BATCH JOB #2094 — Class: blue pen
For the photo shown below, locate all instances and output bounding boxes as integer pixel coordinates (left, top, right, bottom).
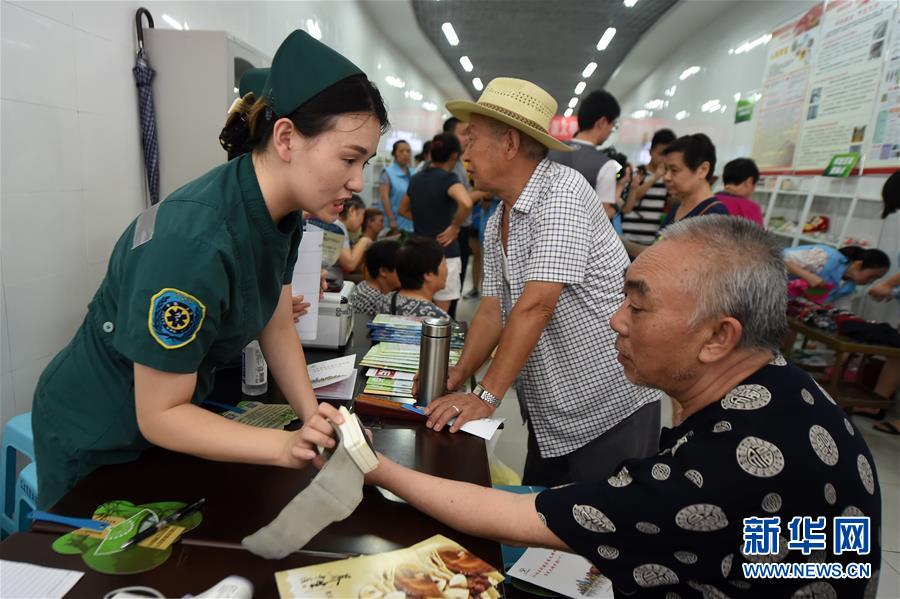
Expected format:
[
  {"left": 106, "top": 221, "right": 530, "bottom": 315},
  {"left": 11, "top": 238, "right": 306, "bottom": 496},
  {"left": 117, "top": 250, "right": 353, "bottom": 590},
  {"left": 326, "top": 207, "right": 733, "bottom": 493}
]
[{"left": 30, "top": 510, "right": 108, "bottom": 531}]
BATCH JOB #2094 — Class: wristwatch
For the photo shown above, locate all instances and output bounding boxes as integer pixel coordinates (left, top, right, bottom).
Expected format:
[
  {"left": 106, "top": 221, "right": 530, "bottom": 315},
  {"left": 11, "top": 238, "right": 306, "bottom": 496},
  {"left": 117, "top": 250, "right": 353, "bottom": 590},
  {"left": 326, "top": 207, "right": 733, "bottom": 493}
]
[{"left": 472, "top": 383, "right": 501, "bottom": 408}]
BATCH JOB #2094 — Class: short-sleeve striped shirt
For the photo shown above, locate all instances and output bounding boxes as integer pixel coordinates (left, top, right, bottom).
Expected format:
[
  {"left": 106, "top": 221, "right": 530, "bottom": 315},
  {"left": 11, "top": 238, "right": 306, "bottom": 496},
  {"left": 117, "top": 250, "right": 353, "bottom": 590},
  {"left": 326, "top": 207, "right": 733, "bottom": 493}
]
[
  {"left": 621, "top": 167, "right": 668, "bottom": 245},
  {"left": 482, "top": 159, "right": 660, "bottom": 458}
]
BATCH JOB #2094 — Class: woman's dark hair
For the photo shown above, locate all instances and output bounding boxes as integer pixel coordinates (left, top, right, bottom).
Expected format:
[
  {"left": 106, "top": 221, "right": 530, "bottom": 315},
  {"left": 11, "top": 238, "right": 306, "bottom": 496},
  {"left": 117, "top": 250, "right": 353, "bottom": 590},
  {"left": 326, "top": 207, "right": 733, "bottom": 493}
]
[
  {"left": 722, "top": 158, "right": 760, "bottom": 185},
  {"left": 839, "top": 246, "right": 890, "bottom": 270},
  {"left": 363, "top": 208, "right": 383, "bottom": 230},
  {"left": 365, "top": 239, "right": 400, "bottom": 277},
  {"left": 220, "top": 93, "right": 258, "bottom": 160},
  {"left": 391, "top": 140, "right": 410, "bottom": 157},
  {"left": 881, "top": 170, "right": 900, "bottom": 219},
  {"left": 662, "top": 133, "right": 717, "bottom": 184},
  {"left": 339, "top": 194, "right": 366, "bottom": 219},
  {"left": 395, "top": 236, "right": 444, "bottom": 290},
  {"left": 429, "top": 132, "right": 461, "bottom": 164},
  {"left": 220, "top": 75, "right": 389, "bottom": 158},
  {"left": 415, "top": 140, "right": 433, "bottom": 163}
]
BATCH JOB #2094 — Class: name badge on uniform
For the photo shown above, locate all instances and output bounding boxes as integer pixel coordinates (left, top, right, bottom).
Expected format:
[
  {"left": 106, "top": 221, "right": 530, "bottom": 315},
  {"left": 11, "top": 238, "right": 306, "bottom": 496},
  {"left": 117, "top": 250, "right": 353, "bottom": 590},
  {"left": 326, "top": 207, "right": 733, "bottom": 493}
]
[{"left": 149, "top": 288, "right": 206, "bottom": 349}]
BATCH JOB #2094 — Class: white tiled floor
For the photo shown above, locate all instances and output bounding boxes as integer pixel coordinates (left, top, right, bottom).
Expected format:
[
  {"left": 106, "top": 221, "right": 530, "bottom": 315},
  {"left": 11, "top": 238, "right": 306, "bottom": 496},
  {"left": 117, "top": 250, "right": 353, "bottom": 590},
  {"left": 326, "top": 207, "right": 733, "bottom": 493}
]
[{"left": 455, "top": 273, "right": 900, "bottom": 598}]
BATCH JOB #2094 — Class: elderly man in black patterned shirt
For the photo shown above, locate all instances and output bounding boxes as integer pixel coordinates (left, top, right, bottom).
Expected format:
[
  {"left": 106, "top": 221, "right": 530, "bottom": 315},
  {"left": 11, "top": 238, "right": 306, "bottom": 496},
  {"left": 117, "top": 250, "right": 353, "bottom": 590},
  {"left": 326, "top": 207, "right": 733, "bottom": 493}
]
[{"left": 366, "top": 215, "right": 882, "bottom": 598}]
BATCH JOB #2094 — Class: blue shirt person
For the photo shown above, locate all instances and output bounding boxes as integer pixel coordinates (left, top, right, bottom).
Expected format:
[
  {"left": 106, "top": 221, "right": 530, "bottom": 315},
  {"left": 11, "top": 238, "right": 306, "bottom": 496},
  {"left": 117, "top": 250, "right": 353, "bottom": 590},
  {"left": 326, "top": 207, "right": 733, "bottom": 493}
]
[
  {"left": 784, "top": 245, "right": 890, "bottom": 303},
  {"left": 378, "top": 140, "right": 413, "bottom": 233}
]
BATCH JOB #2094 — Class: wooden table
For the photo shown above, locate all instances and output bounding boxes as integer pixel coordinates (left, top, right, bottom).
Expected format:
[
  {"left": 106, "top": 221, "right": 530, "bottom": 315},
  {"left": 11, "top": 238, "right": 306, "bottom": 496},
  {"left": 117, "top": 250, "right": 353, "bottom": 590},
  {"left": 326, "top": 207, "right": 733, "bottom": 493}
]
[
  {"left": 38, "top": 424, "right": 499, "bottom": 564},
  {"left": 787, "top": 317, "right": 900, "bottom": 409}
]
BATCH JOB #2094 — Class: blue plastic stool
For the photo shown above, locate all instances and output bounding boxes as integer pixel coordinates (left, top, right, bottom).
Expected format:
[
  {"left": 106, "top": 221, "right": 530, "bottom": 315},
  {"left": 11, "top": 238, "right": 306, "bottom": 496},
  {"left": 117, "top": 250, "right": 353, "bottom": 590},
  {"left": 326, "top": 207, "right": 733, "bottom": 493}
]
[
  {"left": 1, "top": 413, "right": 36, "bottom": 536},
  {"left": 15, "top": 462, "right": 38, "bottom": 533},
  {"left": 494, "top": 485, "right": 546, "bottom": 573}
]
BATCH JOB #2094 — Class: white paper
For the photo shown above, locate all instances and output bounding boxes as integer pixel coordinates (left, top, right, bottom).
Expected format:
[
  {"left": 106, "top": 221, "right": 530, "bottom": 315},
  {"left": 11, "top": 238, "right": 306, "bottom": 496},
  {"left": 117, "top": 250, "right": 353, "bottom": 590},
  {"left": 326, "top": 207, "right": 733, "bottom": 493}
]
[
  {"left": 364, "top": 368, "right": 416, "bottom": 381},
  {"left": 459, "top": 417, "right": 505, "bottom": 440},
  {"left": 314, "top": 373, "right": 357, "bottom": 401},
  {"left": 509, "top": 548, "right": 613, "bottom": 599},
  {"left": 307, "top": 355, "right": 356, "bottom": 389},
  {"left": 0, "top": 560, "right": 85, "bottom": 599},
  {"left": 292, "top": 230, "right": 324, "bottom": 341}
]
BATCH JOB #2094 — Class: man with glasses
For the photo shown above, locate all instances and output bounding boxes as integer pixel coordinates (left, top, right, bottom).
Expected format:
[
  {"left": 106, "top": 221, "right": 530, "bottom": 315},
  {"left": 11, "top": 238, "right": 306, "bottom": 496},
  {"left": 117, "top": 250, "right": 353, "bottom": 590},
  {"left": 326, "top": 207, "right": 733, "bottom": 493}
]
[{"left": 547, "top": 90, "right": 623, "bottom": 222}]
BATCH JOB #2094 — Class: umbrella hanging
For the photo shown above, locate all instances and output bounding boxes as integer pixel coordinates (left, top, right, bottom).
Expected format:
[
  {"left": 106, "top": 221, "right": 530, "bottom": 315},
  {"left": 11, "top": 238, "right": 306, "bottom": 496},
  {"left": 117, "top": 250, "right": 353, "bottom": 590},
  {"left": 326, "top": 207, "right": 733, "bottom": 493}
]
[{"left": 133, "top": 8, "right": 160, "bottom": 206}]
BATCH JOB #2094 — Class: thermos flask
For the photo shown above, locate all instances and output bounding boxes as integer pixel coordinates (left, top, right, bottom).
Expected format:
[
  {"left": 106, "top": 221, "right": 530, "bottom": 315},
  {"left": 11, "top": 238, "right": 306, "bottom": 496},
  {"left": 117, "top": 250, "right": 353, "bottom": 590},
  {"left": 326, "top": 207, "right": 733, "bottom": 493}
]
[{"left": 418, "top": 317, "right": 451, "bottom": 405}]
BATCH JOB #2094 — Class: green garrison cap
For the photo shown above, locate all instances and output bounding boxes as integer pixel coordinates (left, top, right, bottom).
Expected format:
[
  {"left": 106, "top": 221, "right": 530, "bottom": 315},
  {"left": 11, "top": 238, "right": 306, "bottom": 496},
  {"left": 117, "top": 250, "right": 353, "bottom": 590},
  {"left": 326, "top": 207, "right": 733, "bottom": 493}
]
[
  {"left": 238, "top": 67, "right": 269, "bottom": 98},
  {"left": 263, "top": 30, "right": 364, "bottom": 118}
]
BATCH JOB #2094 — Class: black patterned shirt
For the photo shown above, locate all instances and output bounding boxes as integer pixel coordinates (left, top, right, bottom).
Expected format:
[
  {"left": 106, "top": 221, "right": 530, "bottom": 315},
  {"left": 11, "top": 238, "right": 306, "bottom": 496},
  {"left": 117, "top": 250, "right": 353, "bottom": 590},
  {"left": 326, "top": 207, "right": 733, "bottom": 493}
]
[
  {"left": 535, "top": 356, "right": 882, "bottom": 598},
  {"left": 349, "top": 281, "right": 386, "bottom": 317}
]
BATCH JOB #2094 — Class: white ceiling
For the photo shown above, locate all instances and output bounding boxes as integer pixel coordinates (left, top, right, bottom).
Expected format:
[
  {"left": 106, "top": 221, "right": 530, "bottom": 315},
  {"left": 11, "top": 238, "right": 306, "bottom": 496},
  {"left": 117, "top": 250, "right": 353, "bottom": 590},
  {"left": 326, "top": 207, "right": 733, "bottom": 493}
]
[
  {"left": 605, "top": 0, "right": 737, "bottom": 100},
  {"left": 357, "top": 0, "right": 470, "bottom": 103}
]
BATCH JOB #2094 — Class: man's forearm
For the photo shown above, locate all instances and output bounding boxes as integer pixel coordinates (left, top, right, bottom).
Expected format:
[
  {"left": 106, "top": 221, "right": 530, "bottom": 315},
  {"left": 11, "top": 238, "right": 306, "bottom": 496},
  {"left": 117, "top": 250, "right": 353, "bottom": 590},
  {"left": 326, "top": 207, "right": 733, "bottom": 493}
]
[
  {"left": 370, "top": 458, "right": 568, "bottom": 549},
  {"left": 479, "top": 300, "right": 553, "bottom": 398},
  {"left": 454, "top": 300, "right": 503, "bottom": 380}
]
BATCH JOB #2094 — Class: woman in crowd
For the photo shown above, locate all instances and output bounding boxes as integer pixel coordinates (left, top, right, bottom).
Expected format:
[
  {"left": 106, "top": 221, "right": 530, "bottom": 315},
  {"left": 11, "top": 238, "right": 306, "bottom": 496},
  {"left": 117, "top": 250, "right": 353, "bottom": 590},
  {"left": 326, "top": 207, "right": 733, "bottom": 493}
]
[
  {"left": 379, "top": 140, "right": 413, "bottom": 234},
  {"left": 784, "top": 244, "right": 889, "bottom": 304},
  {"left": 348, "top": 240, "right": 401, "bottom": 316},
  {"left": 376, "top": 237, "right": 452, "bottom": 320},
  {"left": 414, "top": 140, "right": 432, "bottom": 172},
  {"left": 398, "top": 132, "right": 472, "bottom": 312},
  {"left": 361, "top": 208, "right": 384, "bottom": 241},
  {"left": 334, "top": 195, "right": 373, "bottom": 273},
  {"left": 657, "top": 133, "right": 729, "bottom": 233},
  {"left": 30, "top": 30, "right": 388, "bottom": 508}
]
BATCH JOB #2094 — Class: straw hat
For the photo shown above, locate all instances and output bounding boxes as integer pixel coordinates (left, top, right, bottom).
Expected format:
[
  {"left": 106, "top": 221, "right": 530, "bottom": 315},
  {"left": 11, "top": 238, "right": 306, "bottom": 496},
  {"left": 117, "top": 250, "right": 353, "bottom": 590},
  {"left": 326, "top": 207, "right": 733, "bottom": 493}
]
[{"left": 446, "top": 77, "right": 572, "bottom": 152}]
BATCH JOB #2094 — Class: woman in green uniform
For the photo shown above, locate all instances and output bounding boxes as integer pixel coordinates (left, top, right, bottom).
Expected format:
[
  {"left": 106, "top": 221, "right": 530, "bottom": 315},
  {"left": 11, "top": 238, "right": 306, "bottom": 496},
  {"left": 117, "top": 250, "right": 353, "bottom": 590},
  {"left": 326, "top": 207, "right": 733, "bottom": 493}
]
[{"left": 32, "top": 30, "right": 389, "bottom": 509}]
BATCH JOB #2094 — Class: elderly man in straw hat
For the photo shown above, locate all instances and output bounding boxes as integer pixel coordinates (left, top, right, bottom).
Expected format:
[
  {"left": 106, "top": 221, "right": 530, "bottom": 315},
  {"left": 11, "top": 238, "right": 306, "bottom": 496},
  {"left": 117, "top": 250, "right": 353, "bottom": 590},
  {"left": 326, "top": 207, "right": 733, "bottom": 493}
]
[
  {"left": 421, "top": 78, "right": 660, "bottom": 487},
  {"left": 368, "top": 216, "right": 882, "bottom": 597}
]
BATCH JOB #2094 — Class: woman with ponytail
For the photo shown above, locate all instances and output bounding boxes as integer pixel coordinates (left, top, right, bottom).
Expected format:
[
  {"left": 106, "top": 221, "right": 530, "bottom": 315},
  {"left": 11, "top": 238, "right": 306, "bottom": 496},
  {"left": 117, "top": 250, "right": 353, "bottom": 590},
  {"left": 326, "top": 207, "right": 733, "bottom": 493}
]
[
  {"left": 31, "top": 31, "right": 389, "bottom": 508},
  {"left": 398, "top": 132, "right": 473, "bottom": 312}
]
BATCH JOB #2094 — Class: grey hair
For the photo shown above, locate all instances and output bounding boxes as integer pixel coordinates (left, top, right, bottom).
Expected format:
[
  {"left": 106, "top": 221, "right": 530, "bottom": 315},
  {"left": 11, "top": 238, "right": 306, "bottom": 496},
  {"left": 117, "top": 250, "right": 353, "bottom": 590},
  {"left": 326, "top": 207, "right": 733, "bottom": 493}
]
[
  {"left": 659, "top": 215, "right": 788, "bottom": 351},
  {"left": 482, "top": 118, "right": 548, "bottom": 161}
]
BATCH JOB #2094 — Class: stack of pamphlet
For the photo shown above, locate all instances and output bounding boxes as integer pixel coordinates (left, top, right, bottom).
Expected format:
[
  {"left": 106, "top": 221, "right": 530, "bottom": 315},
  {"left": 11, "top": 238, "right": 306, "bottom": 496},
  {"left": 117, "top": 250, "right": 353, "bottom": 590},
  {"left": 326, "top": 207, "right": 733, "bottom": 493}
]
[
  {"left": 358, "top": 343, "right": 461, "bottom": 405},
  {"left": 362, "top": 368, "right": 415, "bottom": 402},
  {"left": 367, "top": 314, "right": 465, "bottom": 349},
  {"left": 359, "top": 342, "right": 460, "bottom": 372}
]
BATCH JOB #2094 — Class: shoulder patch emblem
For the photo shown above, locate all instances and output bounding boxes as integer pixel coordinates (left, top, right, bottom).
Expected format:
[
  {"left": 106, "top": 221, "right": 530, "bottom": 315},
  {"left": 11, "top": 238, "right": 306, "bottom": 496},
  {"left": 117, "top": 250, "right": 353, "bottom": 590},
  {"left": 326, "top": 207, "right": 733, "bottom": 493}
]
[{"left": 148, "top": 288, "right": 206, "bottom": 349}]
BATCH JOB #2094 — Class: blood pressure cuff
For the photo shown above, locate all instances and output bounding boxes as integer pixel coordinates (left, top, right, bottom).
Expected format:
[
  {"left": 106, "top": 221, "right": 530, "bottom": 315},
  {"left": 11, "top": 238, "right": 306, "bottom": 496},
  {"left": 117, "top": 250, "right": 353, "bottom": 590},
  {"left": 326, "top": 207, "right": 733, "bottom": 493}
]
[{"left": 242, "top": 440, "right": 364, "bottom": 559}]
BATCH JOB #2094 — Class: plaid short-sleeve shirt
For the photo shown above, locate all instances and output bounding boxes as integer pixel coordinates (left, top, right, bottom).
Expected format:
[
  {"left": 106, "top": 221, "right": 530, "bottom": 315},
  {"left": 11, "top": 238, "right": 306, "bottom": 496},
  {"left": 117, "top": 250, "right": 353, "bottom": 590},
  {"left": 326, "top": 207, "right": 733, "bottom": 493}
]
[{"left": 482, "top": 159, "right": 660, "bottom": 458}]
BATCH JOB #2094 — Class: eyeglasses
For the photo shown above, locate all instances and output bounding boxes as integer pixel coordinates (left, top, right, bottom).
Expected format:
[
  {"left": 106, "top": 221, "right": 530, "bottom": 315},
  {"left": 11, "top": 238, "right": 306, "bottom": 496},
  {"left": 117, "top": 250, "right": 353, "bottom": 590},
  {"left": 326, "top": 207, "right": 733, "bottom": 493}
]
[{"left": 611, "top": 120, "right": 620, "bottom": 133}]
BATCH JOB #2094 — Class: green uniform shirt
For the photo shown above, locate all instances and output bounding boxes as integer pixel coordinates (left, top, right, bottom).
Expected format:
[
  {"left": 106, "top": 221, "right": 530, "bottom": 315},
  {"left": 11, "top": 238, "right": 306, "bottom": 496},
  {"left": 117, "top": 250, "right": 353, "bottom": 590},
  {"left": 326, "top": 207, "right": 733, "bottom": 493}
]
[{"left": 33, "top": 155, "right": 301, "bottom": 505}]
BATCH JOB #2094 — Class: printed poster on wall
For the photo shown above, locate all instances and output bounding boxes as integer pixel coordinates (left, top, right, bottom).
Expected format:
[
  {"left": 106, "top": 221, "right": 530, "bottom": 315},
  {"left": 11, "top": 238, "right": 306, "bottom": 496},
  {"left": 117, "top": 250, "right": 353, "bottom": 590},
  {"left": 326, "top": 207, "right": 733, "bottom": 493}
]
[
  {"left": 865, "top": 6, "right": 900, "bottom": 171},
  {"left": 751, "top": 4, "right": 823, "bottom": 172},
  {"left": 793, "top": 0, "right": 895, "bottom": 172}
]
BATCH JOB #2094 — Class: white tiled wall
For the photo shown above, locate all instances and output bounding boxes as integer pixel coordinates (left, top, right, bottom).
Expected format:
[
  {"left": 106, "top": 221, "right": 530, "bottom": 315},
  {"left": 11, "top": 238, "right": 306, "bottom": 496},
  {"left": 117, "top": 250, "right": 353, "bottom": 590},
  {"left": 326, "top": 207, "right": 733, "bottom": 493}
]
[{"left": 0, "top": 0, "right": 454, "bottom": 430}]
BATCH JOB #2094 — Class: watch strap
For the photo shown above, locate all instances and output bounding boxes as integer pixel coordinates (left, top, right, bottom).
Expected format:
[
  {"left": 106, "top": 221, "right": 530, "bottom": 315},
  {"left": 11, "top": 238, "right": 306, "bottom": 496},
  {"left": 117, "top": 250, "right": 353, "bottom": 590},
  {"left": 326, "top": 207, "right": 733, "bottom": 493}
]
[{"left": 473, "top": 383, "right": 501, "bottom": 408}]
